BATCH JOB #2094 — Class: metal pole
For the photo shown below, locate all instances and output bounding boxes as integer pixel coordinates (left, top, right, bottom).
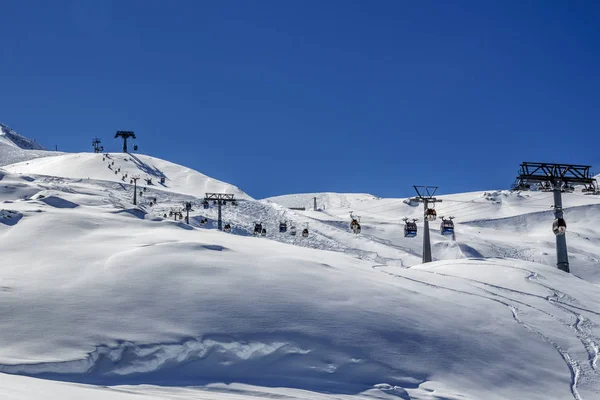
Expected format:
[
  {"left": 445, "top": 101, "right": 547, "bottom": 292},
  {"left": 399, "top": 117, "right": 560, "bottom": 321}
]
[
  {"left": 218, "top": 201, "right": 223, "bottom": 231},
  {"left": 553, "top": 186, "right": 569, "bottom": 272},
  {"left": 314, "top": 197, "right": 317, "bottom": 211},
  {"left": 133, "top": 179, "right": 137, "bottom": 205},
  {"left": 422, "top": 198, "right": 432, "bottom": 263},
  {"left": 123, "top": 137, "right": 127, "bottom": 153}
]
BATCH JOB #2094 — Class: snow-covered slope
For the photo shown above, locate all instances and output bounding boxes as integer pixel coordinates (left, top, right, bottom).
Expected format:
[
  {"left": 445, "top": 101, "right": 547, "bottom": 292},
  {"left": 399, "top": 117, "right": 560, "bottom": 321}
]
[
  {"left": 0, "top": 168, "right": 599, "bottom": 400},
  {"left": 1, "top": 146, "right": 600, "bottom": 400},
  {"left": 4, "top": 152, "right": 251, "bottom": 199},
  {"left": 267, "top": 190, "right": 600, "bottom": 284},
  {"left": 0, "top": 122, "right": 60, "bottom": 166}
]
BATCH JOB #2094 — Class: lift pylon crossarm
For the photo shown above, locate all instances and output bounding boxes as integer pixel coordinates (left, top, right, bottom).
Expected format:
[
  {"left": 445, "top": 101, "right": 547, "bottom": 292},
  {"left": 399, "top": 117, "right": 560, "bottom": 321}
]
[
  {"left": 413, "top": 185, "right": 439, "bottom": 199},
  {"left": 517, "top": 162, "right": 595, "bottom": 185},
  {"left": 204, "top": 193, "right": 236, "bottom": 201}
]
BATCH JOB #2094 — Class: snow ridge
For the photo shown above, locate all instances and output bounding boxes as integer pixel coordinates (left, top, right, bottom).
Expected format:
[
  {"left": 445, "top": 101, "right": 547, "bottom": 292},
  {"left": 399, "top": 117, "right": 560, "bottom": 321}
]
[{"left": 0, "top": 123, "right": 44, "bottom": 150}]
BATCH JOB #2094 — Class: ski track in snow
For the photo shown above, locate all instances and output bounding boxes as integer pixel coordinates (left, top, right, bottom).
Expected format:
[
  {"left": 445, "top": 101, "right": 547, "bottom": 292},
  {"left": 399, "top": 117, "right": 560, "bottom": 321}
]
[{"left": 371, "top": 264, "right": 591, "bottom": 400}]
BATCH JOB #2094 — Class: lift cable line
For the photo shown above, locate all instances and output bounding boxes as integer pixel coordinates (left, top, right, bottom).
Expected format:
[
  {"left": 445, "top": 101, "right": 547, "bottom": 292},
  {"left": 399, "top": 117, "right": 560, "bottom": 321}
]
[
  {"left": 513, "top": 162, "right": 595, "bottom": 273},
  {"left": 410, "top": 186, "right": 442, "bottom": 263},
  {"left": 115, "top": 131, "right": 136, "bottom": 153}
]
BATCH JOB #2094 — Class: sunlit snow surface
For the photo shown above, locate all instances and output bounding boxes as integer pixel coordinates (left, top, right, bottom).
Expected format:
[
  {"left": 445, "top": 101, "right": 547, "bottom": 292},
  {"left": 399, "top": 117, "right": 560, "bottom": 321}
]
[{"left": 0, "top": 152, "right": 599, "bottom": 400}]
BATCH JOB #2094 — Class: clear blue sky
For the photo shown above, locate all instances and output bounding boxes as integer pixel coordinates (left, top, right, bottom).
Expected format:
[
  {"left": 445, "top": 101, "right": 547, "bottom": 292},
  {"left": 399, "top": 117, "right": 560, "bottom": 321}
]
[{"left": 1, "top": 0, "right": 599, "bottom": 199}]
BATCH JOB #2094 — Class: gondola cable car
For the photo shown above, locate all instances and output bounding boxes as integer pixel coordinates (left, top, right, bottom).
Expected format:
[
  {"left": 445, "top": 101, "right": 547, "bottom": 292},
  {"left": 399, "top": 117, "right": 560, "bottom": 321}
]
[
  {"left": 553, "top": 218, "right": 566, "bottom": 236},
  {"left": 440, "top": 216, "right": 455, "bottom": 236},
  {"left": 302, "top": 223, "right": 309, "bottom": 238},
  {"left": 349, "top": 211, "right": 361, "bottom": 234},
  {"left": 425, "top": 206, "right": 437, "bottom": 221},
  {"left": 403, "top": 217, "right": 418, "bottom": 238}
]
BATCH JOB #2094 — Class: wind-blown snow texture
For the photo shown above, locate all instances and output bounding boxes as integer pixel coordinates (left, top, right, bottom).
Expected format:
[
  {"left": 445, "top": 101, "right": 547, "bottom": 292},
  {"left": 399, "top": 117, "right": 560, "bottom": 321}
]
[{"left": 0, "top": 140, "right": 599, "bottom": 399}]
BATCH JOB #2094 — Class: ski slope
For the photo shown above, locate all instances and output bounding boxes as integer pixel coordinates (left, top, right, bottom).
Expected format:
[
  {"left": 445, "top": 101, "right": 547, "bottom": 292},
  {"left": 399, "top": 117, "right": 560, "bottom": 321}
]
[
  {"left": 1, "top": 145, "right": 600, "bottom": 399},
  {"left": 4, "top": 152, "right": 251, "bottom": 199}
]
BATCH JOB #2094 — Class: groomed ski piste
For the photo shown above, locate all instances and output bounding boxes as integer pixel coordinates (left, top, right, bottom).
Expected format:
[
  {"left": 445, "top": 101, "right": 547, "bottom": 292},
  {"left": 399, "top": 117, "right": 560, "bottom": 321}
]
[{"left": 1, "top": 140, "right": 600, "bottom": 399}]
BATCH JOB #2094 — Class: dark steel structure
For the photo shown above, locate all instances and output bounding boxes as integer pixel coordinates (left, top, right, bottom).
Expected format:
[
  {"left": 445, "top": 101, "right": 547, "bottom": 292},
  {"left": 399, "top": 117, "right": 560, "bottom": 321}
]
[
  {"left": 115, "top": 131, "right": 136, "bottom": 153},
  {"left": 409, "top": 186, "right": 443, "bottom": 263},
  {"left": 513, "top": 162, "right": 595, "bottom": 273},
  {"left": 204, "top": 193, "right": 236, "bottom": 231}
]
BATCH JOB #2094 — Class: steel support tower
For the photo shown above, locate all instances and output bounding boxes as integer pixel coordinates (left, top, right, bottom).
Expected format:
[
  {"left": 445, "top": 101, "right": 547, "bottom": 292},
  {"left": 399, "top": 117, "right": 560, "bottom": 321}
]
[
  {"left": 410, "top": 186, "right": 442, "bottom": 263},
  {"left": 513, "top": 162, "right": 595, "bottom": 273},
  {"left": 204, "top": 193, "right": 236, "bottom": 231},
  {"left": 131, "top": 176, "right": 140, "bottom": 206},
  {"left": 115, "top": 131, "right": 136, "bottom": 153}
]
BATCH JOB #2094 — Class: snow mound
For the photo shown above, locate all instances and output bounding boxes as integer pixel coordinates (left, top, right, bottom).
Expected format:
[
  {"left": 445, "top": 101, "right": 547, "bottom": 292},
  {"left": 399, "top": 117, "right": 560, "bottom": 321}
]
[{"left": 266, "top": 192, "right": 379, "bottom": 211}]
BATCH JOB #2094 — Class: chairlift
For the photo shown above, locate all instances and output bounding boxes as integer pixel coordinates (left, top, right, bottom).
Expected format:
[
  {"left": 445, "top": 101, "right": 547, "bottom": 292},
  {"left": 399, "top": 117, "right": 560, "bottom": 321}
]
[
  {"left": 440, "top": 216, "right": 455, "bottom": 236},
  {"left": 203, "top": 200, "right": 209, "bottom": 209},
  {"left": 403, "top": 218, "right": 418, "bottom": 238},
  {"left": 552, "top": 218, "right": 567, "bottom": 236},
  {"left": 160, "top": 177, "right": 166, "bottom": 184},
  {"left": 133, "top": 144, "right": 138, "bottom": 151},
  {"left": 200, "top": 218, "right": 208, "bottom": 226}
]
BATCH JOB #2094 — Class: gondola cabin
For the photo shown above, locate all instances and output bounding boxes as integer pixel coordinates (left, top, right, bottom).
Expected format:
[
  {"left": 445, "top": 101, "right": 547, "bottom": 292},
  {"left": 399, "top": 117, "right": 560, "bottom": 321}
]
[
  {"left": 290, "top": 226, "right": 297, "bottom": 236},
  {"left": 302, "top": 228, "right": 309, "bottom": 237},
  {"left": 224, "top": 224, "right": 231, "bottom": 233},
  {"left": 440, "top": 218, "right": 454, "bottom": 236},
  {"left": 404, "top": 220, "right": 418, "bottom": 238},
  {"left": 350, "top": 219, "right": 361, "bottom": 234},
  {"left": 261, "top": 228, "right": 267, "bottom": 236},
  {"left": 553, "top": 218, "right": 566, "bottom": 236},
  {"left": 279, "top": 222, "right": 287, "bottom": 233},
  {"left": 425, "top": 208, "right": 437, "bottom": 221},
  {"left": 203, "top": 200, "right": 209, "bottom": 209}
]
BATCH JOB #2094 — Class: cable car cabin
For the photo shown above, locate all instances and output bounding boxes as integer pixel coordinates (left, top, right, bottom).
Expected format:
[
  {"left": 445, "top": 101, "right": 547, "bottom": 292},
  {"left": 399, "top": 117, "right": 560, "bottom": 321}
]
[
  {"left": 254, "top": 223, "right": 262, "bottom": 235},
  {"left": 224, "top": 224, "right": 231, "bottom": 233},
  {"left": 350, "top": 219, "right": 361, "bottom": 234},
  {"left": 553, "top": 218, "right": 567, "bottom": 236},
  {"left": 302, "top": 228, "right": 309, "bottom": 237},
  {"left": 404, "top": 222, "right": 417, "bottom": 238},
  {"left": 133, "top": 145, "right": 138, "bottom": 151},
  {"left": 425, "top": 209, "right": 437, "bottom": 221},
  {"left": 203, "top": 201, "right": 209, "bottom": 209},
  {"left": 290, "top": 226, "right": 297, "bottom": 236},
  {"left": 440, "top": 219, "right": 454, "bottom": 236},
  {"left": 279, "top": 222, "right": 287, "bottom": 233},
  {"left": 261, "top": 228, "right": 267, "bottom": 236}
]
